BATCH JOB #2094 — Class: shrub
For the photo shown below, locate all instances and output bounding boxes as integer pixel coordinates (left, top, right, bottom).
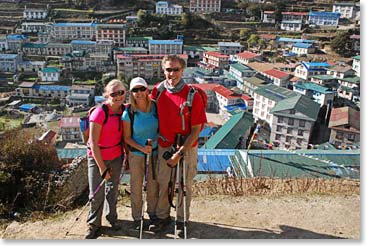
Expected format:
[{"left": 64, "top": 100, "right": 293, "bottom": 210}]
[{"left": 0, "top": 128, "right": 62, "bottom": 216}]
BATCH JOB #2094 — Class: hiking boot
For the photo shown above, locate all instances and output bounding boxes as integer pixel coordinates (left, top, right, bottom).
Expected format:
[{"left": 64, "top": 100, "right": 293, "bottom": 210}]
[
  {"left": 148, "top": 217, "right": 171, "bottom": 232},
  {"left": 84, "top": 224, "right": 101, "bottom": 239},
  {"left": 109, "top": 221, "right": 122, "bottom": 231}
]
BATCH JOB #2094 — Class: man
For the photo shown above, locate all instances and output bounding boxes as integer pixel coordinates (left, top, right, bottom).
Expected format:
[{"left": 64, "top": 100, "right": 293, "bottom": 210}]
[{"left": 149, "top": 55, "right": 207, "bottom": 237}]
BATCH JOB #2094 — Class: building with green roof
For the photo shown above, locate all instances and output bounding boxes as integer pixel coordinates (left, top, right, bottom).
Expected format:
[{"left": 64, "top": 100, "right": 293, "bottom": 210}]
[
  {"left": 253, "top": 84, "right": 320, "bottom": 150},
  {"left": 40, "top": 67, "right": 61, "bottom": 82},
  {"left": 202, "top": 111, "right": 254, "bottom": 149},
  {"left": 184, "top": 45, "right": 218, "bottom": 59},
  {"left": 293, "top": 82, "right": 335, "bottom": 106},
  {"left": 126, "top": 36, "right": 152, "bottom": 48}
]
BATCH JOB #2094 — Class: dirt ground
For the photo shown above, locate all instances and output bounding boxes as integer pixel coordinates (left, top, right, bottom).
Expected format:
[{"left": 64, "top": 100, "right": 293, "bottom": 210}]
[{"left": 1, "top": 192, "right": 360, "bottom": 240}]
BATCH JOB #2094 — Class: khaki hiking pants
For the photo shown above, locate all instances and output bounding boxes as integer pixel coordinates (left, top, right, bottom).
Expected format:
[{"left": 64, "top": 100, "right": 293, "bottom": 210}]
[
  {"left": 128, "top": 152, "right": 159, "bottom": 221},
  {"left": 155, "top": 146, "right": 198, "bottom": 222}
]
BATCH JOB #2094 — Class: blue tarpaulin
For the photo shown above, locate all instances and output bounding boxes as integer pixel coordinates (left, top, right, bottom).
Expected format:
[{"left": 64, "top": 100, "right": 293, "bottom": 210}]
[{"left": 19, "top": 104, "right": 37, "bottom": 112}]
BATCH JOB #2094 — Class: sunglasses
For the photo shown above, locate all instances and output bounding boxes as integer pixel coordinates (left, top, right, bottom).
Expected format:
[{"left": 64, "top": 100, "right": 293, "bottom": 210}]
[
  {"left": 109, "top": 90, "right": 125, "bottom": 97},
  {"left": 131, "top": 86, "right": 147, "bottom": 93},
  {"left": 164, "top": 67, "right": 181, "bottom": 73}
]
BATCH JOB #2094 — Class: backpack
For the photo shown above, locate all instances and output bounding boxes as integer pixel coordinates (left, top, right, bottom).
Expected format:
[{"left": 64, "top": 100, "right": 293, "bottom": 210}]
[
  {"left": 156, "top": 82, "right": 208, "bottom": 112},
  {"left": 79, "top": 103, "right": 125, "bottom": 144}
]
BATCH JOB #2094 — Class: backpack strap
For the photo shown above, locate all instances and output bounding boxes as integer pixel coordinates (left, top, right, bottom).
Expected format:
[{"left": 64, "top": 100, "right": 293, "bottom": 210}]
[
  {"left": 155, "top": 81, "right": 166, "bottom": 103},
  {"left": 101, "top": 104, "right": 109, "bottom": 125},
  {"left": 186, "top": 86, "right": 197, "bottom": 112},
  {"left": 127, "top": 104, "right": 134, "bottom": 136}
]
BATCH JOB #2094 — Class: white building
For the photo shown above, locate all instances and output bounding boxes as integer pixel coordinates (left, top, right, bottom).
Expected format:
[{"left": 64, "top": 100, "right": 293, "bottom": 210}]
[
  {"left": 23, "top": 6, "right": 48, "bottom": 20},
  {"left": 291, "top": 43, "right": 316, "bottom": 56},
  {"left": 66, "top": 85, "right": 95, "bottom": 106},
  {"left": 0, "top": 35, "right": 8, "bottom": 51},
  {"left": 280, "top": 12, "right": 308, "bottom": 31},
  {"left": 39, "top": 67, "right": 61, "bottom": 82},
  {"left": 51, "top": 23, "right": 97, "bottom": 42},
  {"left": 148, "top": 39, "right": 183, "bottom": 54},
  {"left": 308, "top": 11, "right": 341, "bottom": 27},
  {"left": 295, "top": 62, "right": 330, "bottom": 80},
  {"left": 235, "top": 51, "right": 261, "bottom": 65},
  {"left": 59, "top": 116, "right": 82, "bottom": 142},
  {"left": 293, "top": 82, "right": 335, "bottom": 107},
  {"left": 156, "top": 1, "right": 183, "bottom": 15},
  {"left": 190, "top": 0, "right": 221, "bottom": 13},
  {"left": 253, "top": 84, "right": 319, "bottom": 149},
  {"left": 332, "top": 2, "right": 359, "bottom": 19},
  {"left": 21, "top": 22, "right": 49, "bottom": 33},
  {"left": 352, "top": 55, "right": 360, "bottom": 77},
  {"left": 218, "top": 42, "right": 243, "bottom": 55},
  {"left": 96, "top": 23, "right": 127, "bottom": 47},
  {"left": 0, "top": 54, "right": 20, "bottom": 72},
  {"left": 262, "top": 11, "right": 275, "bottom": 23}
]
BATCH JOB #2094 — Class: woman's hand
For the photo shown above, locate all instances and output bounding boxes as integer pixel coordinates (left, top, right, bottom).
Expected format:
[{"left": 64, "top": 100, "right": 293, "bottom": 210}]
[
  {"left": 141, "top": 145, "right": 152, "bottom": 154},
  {"left": 100, "top": 167, "right": 111, "bottom": 181}
]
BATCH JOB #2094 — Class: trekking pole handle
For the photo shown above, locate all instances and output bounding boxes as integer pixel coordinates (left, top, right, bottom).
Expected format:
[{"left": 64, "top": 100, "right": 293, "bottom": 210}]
[
  {"left": 146, "top": 139, "right": 152, "bottom": 146},
  {"left": 101, "top": 167, "right": 111, "bottom": 180}
]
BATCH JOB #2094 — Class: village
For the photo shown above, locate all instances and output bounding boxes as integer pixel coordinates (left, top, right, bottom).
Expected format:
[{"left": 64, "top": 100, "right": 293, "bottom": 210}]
[{"left": 0, "top": 0, "right": 361, "bottom": 239}]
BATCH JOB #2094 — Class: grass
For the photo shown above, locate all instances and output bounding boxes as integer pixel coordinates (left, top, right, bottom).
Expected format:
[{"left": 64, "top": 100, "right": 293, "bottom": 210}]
[{"left": 0, "top": 116, "right": 23, "bottom": 131}]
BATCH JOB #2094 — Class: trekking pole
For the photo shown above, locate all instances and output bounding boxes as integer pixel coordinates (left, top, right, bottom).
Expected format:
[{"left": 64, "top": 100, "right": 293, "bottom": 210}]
[
  {"left": 182, "top": 154, "right": 187, "bottom": 239},
  {"left": 64, "top": 168, "right": 110, "bottom": 237},
  {"left": 140, "top": 139, "right": 152, "bottom": 239},
  {"left": 174, "top": 134, "right": 181, "bottom": 239}
]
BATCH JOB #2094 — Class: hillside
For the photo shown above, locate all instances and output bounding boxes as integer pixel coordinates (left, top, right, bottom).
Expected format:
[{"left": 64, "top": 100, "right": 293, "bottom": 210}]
[{"left": 1, "top": 178, "right": 360, "bottom": 239}]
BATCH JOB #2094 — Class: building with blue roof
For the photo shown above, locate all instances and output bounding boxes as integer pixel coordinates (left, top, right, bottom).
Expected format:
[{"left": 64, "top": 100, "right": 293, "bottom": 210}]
[
  {"left": 52, "top": 22, "right": 97, "bottom": 42},
  {"left": 295, "top": 62, "right": 331, "bottom": 80},
  {"left": 148, "top": 39, "right": 183, "bottom": 54},
  {"left": 6, "top": 34, "right": 29, "bottom": 52},
  {"left": 0, "top": 53, "right": 20, "bottom": 72},
  {"left": 19, "top": 104, "right": 38, "bottom": 112},
  {"left": 16, "top": 82, "right": 70, "bottom": 101},
  {"left": 309, "top": 11, "right": 341, "bottom": 26},
  {"left": 292, "top": 42, "right": 316, "bottom": 56},
  {"left": 276, "top": 37, "right": 316, "bottom": 49}
]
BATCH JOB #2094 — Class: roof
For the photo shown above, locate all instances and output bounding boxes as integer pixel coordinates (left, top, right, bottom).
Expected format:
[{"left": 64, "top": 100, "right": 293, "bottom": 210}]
[
  {"left": 236, "top": 51, "right": 259, "bottom": 60},
  {"left": 329, "top": 106, "right": 360, "bottom": 130},
  {"left": 213, "top": 85, "right": 241, "bottom": 99},
  {"left": 254, "top": 84, "right": 297, "bottom": 102},
  {"left": 338, "top": 76, "right": 360, "bottom": 84},
  {"left": 276, "top": 37, "right": 315, "bottom": 43},
  {"left": 23, "top": 42, "right": 47, "bottom": 48},
  {"left": 7, "top": 34, "right": 27, "bottom": 40},
  {"left": 259, "top": 34, "right": 277, "bottom": 40},
  {"left": 19, "top": 104, "right": 37, "bottom": 111},
  {"left": 352, "top": 55, "right": 360, "bottom": 61},
  {"left": 302, "top": 62, "right": 331, "bottom": 70},
  {"left": 59, "top": 116, "right": 80, "bottom": 128},
  {"left": 191, "top": 83, "right": 221, "bottom": 91},
  {"left": 148, "top": 40, "right": 183, "bottom": 45},
  {"left": 33, "top": 85, "right": 70, "bottom": 92},
  {"left": 263, "top": 68, "right": 289, "bottom": 79},
  {"left": 270, "top": 94, "right": 320, "bottom": 121},
  {"left": 282, "top": 12, "right": 308, "bottom": 16},
  {"left": 202, "top": 111, "right": 254, "bottom": 149},
  {"left": 127, "top": 36, "right": 153, "bottom": 41},
  {"left": 328, "top": 64, "right": 353, "bottom": 73},
  {"left": 19, "top": 82, "right": 35, "bottom": 87},
  {"left": 311, "top": 74, "right": 336, "bottom": 80},
  {"left": 71, "top": 40, "right": 96, "bottom": 45},
  {"left": 309, "top": 11, "right": 341, "bottom": 18},
  {"left": 53, "top": 22, "right": 96, "bottom": 27},
  {"left": 196, "top": 149, "right": 359, "bottom": 179},
  {"left": 243, "top": 76, "right": 267, "bottom": 87},
  {"left": 294, "top": 82, "right": 334, "bottom": 94},
  {"left": 205, "top": 51, "right": 229, "bottom": 58},
  {"left": 292, "top": 43, "right": 313, "bottom": 49},
  {"left": 246, "top": 62, "right": 274, "bottom": 72},
  {"left": 350, "top": 34, "right": 360, "bottom": 39},
  {"left": 230, "top": 63, "right": 253, "bottom": 72},
  {"left": 57, "top": 148, "right": 86, "bottom": 160},
  {"left": 41, "top": 67, "right": 60, "bottom": 73},
  {"left": 218, "top": 42, "right": 242, "bottom": 47},
  {"left": 0, "top": 54, "right": 18, "bottom": 59},
  {"left": 38, "top": 130, "right": 56, "bottom": 143}
]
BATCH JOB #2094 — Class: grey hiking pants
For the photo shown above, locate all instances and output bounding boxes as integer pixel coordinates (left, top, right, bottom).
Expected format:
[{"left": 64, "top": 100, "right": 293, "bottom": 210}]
[
  {"left": 155, "top": 146, "right": 198, "bottom": 222},
  {"left": 86, "top": 155, "right": 123, "bottom": 227},
  {"left": 128, "top": 152, "right": 159, "bottom": 221}
]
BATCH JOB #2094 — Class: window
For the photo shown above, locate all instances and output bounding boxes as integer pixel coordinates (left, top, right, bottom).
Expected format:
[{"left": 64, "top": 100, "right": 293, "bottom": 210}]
[
  {"left": 347, "top": 134, "right": 355, "bottom": 141},
  {"left": 276, "top": 126, "right": 282, "bottom": 132},
  {"left": 289, "top": 109, "right": 295, "bottom": 114},
  {"left": 288, "top": 118, "right": 294, "bottom": 125},
  {"left": 275, "top": 134, "right": 281, "bottom": 140},
  {"left": 286, "top": 136, "right": 291, "bottom": 143},
  {"left": 298, "top": 130, "right": 303, "bottom": 136},
  {"left": 287, "top": 128, "right": 292, "bottom": 134},
  {"left": 336, "top": 131, "right": 343, "bottom": 140},
  {"left": 278, "top": 117, "right": 283, "bottom": 123}
]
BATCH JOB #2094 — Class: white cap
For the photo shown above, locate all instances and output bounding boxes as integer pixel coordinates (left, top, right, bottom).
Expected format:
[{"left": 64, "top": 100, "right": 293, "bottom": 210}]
[{"left": 130, "top": 77, "right": 147, "bottom": 90}]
